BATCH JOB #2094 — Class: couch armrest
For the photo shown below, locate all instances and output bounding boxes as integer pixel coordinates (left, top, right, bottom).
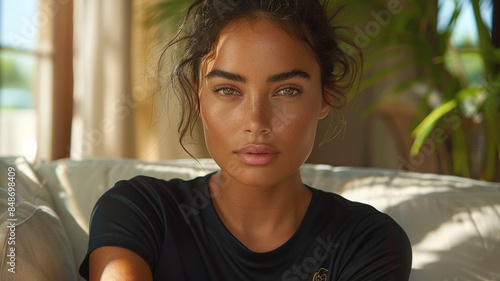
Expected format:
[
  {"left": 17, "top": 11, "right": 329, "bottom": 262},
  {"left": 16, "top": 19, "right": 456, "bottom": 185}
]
[{"left": 0, "top": 187, "right": 77, "bottom": 280}]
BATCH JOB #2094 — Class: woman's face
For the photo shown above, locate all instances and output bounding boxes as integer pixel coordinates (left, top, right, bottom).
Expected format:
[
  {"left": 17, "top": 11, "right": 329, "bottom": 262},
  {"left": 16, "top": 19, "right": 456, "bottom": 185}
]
[{"left": 198, "top": 18, "right": 331, "bottom": 187}]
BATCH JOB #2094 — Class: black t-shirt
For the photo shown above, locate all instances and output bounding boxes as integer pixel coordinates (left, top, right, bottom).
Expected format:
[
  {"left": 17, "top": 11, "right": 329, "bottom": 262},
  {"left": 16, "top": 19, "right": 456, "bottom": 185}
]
[{"left": 79, "top": 173, "right": 412, "bottom": 280}]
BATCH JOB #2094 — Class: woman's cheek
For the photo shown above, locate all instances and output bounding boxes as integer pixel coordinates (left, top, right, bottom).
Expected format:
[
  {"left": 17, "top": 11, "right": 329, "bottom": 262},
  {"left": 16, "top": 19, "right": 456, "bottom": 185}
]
[
  {"left": 271, "top": 104, "right": 299, "bottom": 134},
  {"left": 202, "top": 101, "right": 238, "bottom": 137},
  {"left": 272, "top": 102, "right": 318, "bottom": 137}
]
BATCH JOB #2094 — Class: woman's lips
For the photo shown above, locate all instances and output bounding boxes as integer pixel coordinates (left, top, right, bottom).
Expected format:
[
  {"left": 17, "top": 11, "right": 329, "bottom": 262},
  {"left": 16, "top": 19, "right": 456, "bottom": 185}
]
[{"left": 234, "top": 144, "right": 279, "bottom": 166}]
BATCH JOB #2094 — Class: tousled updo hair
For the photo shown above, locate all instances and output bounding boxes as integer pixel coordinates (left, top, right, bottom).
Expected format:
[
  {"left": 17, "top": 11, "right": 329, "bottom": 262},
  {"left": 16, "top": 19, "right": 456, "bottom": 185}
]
[{"left": 160, "top": 0, "right": 362, "bottom": 152}]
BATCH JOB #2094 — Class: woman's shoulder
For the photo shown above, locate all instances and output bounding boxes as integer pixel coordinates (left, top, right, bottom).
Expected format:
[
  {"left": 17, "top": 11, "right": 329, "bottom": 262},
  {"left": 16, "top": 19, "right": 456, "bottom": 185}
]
[
  {"left": 96, "top": 174, "right": 211, "bottom": 212},
  {"left": 309, "top": 188, "right": 412, "bottom": 279},
  {"left": 88, "top": 174, "right": 214, "bottom": 237}
]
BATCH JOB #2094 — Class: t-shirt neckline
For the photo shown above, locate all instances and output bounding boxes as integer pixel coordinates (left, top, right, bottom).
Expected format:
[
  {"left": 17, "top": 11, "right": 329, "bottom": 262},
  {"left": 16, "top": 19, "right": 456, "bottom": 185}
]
[{"left": 200, "top": 172, "right": 322, "bottom": 263}]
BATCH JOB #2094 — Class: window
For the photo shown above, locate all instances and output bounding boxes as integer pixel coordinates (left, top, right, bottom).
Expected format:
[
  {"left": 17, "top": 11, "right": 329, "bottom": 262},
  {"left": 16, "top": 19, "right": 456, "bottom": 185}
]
[
  {"left": 438, "top": 0, "right": 493, "bottom": 46},
  {"left": 0, "top": 0, "right": 41, "bottom": 161},
  {"left": 438, "top": 0, "right": 493, "bottom": 86},
  {"left": 1, "top": 0, "right": 72, "bottom": 161}
]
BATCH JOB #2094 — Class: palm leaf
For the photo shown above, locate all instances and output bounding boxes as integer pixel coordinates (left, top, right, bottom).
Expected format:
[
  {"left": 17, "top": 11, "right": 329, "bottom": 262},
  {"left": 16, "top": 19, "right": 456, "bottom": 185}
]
[{"left": 410, "top": 99, "right": 458, "bottom": 155}]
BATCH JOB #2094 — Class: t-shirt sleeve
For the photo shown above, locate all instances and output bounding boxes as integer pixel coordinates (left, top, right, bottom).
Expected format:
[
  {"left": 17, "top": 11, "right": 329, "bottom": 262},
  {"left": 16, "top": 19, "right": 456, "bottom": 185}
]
[
  {"left": 79, "top": 177, "right": 166, "bottom": 280},
  {"left": 337, "top": 213, "right": 412, "bottom": 281}
]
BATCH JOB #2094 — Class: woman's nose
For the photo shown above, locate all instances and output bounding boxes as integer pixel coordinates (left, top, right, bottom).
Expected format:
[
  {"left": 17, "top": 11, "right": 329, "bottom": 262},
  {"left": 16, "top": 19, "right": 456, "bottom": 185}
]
[{"left": 243, "top": 96, "right": 272, "bottom": 136}]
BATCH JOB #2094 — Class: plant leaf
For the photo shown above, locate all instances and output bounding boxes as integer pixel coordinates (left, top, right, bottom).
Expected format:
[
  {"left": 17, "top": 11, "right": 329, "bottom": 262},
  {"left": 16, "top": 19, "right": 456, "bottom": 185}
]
[{"left": 410, "top": 99, "right": 458, "bottom": 155}]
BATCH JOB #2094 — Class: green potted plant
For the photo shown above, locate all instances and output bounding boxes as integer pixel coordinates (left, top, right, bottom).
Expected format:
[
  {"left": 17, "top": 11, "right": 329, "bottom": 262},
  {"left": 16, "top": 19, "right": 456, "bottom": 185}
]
[{"left": 357, "top": 0, "right": 499, "bottom": 181}]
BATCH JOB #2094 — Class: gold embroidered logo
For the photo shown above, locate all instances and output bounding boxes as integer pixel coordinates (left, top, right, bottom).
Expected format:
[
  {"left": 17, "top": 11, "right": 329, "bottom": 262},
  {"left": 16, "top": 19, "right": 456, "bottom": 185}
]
[{"left": 312, "top": 268, "right": 328, "bottom": 281}]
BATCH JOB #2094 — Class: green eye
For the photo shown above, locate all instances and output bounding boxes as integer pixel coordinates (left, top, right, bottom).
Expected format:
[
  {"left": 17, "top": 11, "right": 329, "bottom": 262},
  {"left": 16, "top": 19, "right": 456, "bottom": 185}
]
[
  {"left": 222, "top": 88, "right": 234, "bottom": 95},
  {"left": 278, "top": 87, "right": 301, "bottom": 96},
  {"left": 215, "top": 87, "right": 237, "bottom": 96}
]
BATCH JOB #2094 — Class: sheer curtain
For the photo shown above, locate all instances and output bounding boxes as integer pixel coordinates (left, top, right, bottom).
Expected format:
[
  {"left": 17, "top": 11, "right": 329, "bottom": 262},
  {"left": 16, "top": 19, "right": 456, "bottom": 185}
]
[
  {"left": 71, "top": 0, "right": 208, "bottom": 160},
  {"left": 71, "top": 0, "right": 136, "bottom": 159}
]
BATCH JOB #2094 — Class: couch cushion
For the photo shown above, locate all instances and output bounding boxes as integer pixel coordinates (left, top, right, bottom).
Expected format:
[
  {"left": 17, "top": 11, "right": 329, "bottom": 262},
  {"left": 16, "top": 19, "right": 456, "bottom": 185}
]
[
  {"left": 0, "top": 157, "right": 77, "bottom": 280},
  {"left": 0, "top": 156, "right": 55, "bottom": 209}
]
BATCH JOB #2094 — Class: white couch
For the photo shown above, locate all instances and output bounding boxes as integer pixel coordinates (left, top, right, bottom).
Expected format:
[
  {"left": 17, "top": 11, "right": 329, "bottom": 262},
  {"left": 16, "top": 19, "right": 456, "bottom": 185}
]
[{"left": 1, "top": 156, "right": 500, "bottom": 281}]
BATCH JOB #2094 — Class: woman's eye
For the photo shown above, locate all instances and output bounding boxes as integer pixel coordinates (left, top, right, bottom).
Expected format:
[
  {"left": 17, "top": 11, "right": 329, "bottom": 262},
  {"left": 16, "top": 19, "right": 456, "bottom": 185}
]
[
  {"left": 277, "top": 87, "right": 301, "bottom": 96},
  {"left": 215, "top": 87, "right": 238, "bottom": 96}
]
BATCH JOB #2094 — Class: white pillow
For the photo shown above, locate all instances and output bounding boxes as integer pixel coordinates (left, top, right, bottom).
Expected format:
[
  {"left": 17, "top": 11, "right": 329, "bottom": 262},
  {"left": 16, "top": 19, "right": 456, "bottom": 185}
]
[{"left": 0, "top": 157, "right": 78, "bottom": 280}]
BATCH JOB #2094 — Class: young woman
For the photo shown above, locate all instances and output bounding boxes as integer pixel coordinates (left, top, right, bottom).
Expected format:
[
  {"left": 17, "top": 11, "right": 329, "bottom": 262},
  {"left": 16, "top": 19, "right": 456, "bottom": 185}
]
[{"left": 80, "top": 0, "right": 412, "bottom": 280}]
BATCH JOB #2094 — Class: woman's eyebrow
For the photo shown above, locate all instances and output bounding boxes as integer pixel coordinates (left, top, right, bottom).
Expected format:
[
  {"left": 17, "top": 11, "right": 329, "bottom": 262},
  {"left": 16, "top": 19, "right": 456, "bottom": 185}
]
[
  {"left": 267, "top": 69, "right": 311, "bottom": 82},
  {"left": 206, "top": 69, "right": 246, "bottom": 82},
  {"left": 205, "top": 68, "right": 311, "bottom": 83}
]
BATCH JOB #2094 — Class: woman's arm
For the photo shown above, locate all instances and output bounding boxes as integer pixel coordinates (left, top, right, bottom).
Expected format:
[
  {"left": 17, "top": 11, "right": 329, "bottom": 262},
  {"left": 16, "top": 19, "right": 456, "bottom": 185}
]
[{"left": 89, "top": 246, "right": 153, "bottom": 281}]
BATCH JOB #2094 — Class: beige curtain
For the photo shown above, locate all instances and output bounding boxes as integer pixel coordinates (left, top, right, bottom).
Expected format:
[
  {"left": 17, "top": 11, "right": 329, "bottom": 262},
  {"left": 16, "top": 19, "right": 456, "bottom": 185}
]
[
  {"left": 71, "top": 0, "right": 136, "bottom": 159},
  {"left": 71, "top": 0, "right": 208, "bottom": 160}
]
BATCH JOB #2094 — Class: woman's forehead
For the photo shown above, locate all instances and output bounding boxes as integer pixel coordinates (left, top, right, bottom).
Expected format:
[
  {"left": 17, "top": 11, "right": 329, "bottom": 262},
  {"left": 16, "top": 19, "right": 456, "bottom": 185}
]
[{"left": 201, "top": 18, "right": 320, "bottom": 80}]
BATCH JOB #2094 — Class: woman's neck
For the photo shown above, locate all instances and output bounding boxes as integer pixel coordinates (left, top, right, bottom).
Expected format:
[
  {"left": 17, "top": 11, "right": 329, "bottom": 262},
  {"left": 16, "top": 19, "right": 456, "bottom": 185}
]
[{"left": 208, "top": 170, "right": 312, "bottom": 252}]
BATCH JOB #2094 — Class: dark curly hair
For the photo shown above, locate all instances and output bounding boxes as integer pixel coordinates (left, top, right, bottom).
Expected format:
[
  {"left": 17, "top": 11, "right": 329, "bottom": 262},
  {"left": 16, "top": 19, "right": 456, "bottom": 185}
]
[{"left": 159, "top": 0, "right": 362, "bottom": 154}]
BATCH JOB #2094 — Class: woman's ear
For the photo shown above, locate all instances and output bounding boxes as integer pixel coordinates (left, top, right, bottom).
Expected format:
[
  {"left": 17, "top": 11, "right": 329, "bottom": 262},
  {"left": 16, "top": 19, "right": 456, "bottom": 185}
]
[{"left": 319, "top": 87, "right": 333, "bottom": 120}]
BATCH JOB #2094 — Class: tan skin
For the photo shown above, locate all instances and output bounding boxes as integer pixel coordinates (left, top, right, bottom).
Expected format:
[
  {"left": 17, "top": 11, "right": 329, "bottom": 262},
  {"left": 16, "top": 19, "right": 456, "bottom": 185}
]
[{"left": 89, "top": 17, "right": 331, "bottom": 280}]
